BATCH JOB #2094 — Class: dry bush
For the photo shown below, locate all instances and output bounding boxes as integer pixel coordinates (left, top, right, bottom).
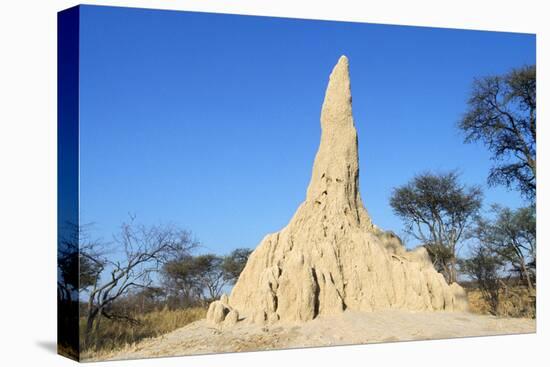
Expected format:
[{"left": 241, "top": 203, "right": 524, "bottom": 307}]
[
  {"left": 80, "top": 306, "right": 206, "bottom": 357},
  {"left": 467, "top": 286, "right": 535, "bottom": 318}
]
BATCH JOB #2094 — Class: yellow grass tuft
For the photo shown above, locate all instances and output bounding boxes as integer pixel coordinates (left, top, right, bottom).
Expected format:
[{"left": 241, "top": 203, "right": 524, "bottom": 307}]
[{"left": 80, "top": 307, "right": 206, "bottom": 359}]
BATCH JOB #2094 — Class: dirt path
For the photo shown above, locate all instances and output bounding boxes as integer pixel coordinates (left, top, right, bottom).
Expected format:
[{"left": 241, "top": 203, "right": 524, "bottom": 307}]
[{"left": 92, "top": 311, "right": 535, "bottom": 361}]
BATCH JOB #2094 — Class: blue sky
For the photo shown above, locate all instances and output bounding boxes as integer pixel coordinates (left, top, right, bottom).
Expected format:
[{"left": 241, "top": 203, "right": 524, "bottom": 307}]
[{"left": 78, "top": 5, "right": 535, "bottom": 255}]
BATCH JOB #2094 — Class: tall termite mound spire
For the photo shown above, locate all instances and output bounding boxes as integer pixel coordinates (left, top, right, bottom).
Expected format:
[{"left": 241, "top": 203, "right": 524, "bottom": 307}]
[
  {"left": 206, "top": 56, "right": 468, "bottom": 326},
  {"left": 306, "top": 55, "right": 372, "bottom": 229}
]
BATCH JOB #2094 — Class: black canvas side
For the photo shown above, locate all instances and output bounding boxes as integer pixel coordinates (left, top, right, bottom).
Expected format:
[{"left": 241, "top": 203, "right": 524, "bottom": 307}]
[{"left": 57, "top": 5, "right": 80, "bottom": 361}]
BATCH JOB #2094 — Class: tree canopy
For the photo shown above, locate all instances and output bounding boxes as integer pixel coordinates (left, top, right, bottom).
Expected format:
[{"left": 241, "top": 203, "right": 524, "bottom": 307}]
[
  {"left": 459, "top": 65, "right": 536, "bottom": 200},
  {"left": 390, "top": 171, "right": 483, "bottom": 283},
  {"left": 470, "top": 205, "right": 535, "bottom": 292}
]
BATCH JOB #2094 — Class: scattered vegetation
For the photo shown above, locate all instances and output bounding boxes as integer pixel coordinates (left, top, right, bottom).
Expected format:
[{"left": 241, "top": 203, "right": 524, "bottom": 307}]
[
  {"left": 465, "top": 284, "right": 535, "bottom": 318},
  {"left": 392, "top": 64, "right": 536, "bottom": 318},
  {"left": 162, "top": 248, "right": 252, "bottom": 308},
  {"left": 58, "top": 218, "right": 252, "bottom": 357},
  {"left": 80, "top": 306, "right": 207, "bottom": 359},
  {"left": 455, "top": 64, "right": 536, "bottom": 318}
]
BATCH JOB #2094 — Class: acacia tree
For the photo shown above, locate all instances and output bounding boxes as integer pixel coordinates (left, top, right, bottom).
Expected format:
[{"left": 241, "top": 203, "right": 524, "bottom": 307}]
[
  {"left": 81, "top": 221, "right": 196, "bottom": 347},
  {"left": 193, "top": 254, "right": 227, "bottom": 301},
  {"left": 459, "top": 65, "right": 536, "bottom": 200},
  {"left": 471, "top": 205, "right": 536, "bottom": 293},
  {"left": 161, "top": 255, "right": 204, "bottom": 308},
  {"left": 222, "top": 248, "right": 252, "bottom": 284},
  {"left": 162, "top": 254, "right": 227, "bottom": 305},
  {"left": 390, "top": 171, "right": 483, "bottom": 283},
  {"left": 459, "top": 244, "right": 504, "bottom": 315},
  {"left": 162, "top": 248, "right": 252, "bottom": 306}
]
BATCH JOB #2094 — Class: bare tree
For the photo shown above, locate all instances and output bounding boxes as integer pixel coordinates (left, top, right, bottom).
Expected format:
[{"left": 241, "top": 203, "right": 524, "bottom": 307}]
[
  {"left": 459, "top": 65, "right": 536, "bottom": 200},
  {"left": 81, "top": 220, "right": 197, "bottom": 347},
  {"left": 390, "top": 171, "right": 483, "bottom": 283}
]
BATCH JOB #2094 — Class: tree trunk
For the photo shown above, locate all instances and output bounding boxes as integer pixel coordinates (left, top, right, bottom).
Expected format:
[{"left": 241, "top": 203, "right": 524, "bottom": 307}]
[
  {"left": 449, "top": 257, "right": 457, "bottom": 284},
  {"left": 94, "top": 308, "right": 103, "bottom": 333},
  {"left": 84, "top": 308, "right": 97, "bottom": 348},
  {"left": 520, "top": 259, "right": 534, "bottom": 295},
  {"left": 441, "top": 262, "right": 452, "bottom": 284}
]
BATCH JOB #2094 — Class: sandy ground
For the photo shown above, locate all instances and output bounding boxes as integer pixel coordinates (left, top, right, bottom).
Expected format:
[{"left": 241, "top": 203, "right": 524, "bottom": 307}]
[{"left": 94, "top": 311, "right": 535, "bottom": 361}]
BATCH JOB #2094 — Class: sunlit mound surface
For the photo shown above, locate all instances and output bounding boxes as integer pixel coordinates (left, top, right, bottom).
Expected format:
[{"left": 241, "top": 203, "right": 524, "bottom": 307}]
[{"left": 206, "top": 56, "right": 467, "bottom": 328}]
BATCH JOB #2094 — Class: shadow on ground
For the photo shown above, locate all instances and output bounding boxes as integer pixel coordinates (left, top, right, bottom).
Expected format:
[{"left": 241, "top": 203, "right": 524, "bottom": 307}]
[{"left": 36, "top": 340, "right": 57, "bottom": 354}]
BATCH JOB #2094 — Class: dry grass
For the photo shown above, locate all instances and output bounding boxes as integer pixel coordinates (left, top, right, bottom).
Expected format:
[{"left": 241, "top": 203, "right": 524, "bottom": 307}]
[
  {"left": 467, "top": 286, "right": 535, "bottom": 318},
  {"left": 80, "top": 307, "right": 206, "bottom": 360}
]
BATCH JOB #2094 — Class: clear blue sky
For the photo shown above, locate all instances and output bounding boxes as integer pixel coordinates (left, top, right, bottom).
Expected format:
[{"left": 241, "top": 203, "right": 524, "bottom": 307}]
[{"left": 78, "top": 5, "right": 535, "bottom": 255}]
